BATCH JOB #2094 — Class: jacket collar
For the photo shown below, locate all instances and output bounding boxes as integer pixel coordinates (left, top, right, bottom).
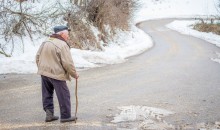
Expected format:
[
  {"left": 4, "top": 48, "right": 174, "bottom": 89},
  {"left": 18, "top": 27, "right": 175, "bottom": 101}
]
[{"left": 50, "top": 34, "right": 70, "bottom": 48}]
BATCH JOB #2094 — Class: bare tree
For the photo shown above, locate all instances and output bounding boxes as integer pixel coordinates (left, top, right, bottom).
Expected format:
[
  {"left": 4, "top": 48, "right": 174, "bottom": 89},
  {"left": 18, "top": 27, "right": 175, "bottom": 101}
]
[
  {"left": 0, "top": 0, "right": 137, "bottom": 56},
  {"left": 72, "top": 0, "right": 90, "bottom": 6},
  {"left": 0, "top": 0, "right": 67, "bottom": 56}
]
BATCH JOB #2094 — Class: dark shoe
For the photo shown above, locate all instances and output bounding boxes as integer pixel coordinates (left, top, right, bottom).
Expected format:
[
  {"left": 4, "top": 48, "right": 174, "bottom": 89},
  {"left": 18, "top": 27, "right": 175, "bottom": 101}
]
[
  {"left": 45, "top": 109, "right": 59, "bottom": 122},
  {"left": 60, "top": 116, "right": 77, "bottom": 123}
]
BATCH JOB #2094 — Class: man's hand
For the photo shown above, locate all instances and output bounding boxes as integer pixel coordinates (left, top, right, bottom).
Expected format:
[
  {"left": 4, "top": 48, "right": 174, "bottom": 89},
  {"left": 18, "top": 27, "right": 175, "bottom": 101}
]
[{"left": 75, "top": 74, "right": 79, "bottom": 79}]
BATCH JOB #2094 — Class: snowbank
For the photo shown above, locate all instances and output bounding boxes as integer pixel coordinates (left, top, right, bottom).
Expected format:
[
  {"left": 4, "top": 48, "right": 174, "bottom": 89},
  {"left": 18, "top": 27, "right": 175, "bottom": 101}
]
[{"left": 0, "top": 26, "right": 153, "bottom": 74}]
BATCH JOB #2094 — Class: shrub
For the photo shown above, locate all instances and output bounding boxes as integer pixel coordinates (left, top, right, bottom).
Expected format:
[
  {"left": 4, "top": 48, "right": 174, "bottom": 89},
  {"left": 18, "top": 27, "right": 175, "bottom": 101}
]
[
  {"left": 194, "top": 20, "right": 220, "bottom": 35},
  {"left": 86, "top": 0, "right": 137, "bottom": 40},
  {"left": 64, "top": 0, "right": 137, "bottom": 50},
  {"left": 65, "top": 12, "right": 101, "bottom": 50}
]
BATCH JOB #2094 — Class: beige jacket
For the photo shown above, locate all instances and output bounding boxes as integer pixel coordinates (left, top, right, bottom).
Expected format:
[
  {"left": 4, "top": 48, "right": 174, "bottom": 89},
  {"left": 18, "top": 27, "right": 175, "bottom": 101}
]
[{"left": 36, "top": 37, "right": 77, "bottom": 81}]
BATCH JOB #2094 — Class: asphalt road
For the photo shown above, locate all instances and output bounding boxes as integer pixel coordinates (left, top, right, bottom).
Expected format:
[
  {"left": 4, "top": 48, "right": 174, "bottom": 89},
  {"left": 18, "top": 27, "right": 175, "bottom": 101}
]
[{"left": 0, "top": 19, "right": 220, "bottom": 130}]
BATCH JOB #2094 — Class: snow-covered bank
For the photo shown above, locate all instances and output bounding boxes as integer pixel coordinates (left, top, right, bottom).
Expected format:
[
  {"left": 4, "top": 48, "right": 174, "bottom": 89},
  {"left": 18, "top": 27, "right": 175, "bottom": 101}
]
[
  {"left": 0, "top": 26, "right": 153, "bottom": 74},
  {"left": 135, "top": 0, "right": 219, "bottom": 23},
  {"left": 166, "top": 20, "right": 220, "bottom": 64},
  {"left": 72, "top": 26, "right": 153, "bottom": 69}
]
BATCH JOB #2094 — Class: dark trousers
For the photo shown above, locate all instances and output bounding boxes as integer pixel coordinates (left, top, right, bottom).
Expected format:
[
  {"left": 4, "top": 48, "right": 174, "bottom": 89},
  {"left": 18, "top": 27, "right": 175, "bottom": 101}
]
[{"left": 41, "top": 75, "right": 71, "bottom": 119}]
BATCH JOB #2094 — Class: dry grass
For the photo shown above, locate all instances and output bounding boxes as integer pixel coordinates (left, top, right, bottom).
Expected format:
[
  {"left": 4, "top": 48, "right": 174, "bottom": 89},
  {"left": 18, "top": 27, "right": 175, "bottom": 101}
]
[
  {"left": 65, "top": 0, "right": 137, "bottom": 50},
  {"left": 194, "top": 23, "right": 220, "bottom": 35},
  {"left": 86, "top": 0, "right": 136, "bottom": 41},
  {"left": 66, "top": 13, "right": 101, "bottom": 50}
]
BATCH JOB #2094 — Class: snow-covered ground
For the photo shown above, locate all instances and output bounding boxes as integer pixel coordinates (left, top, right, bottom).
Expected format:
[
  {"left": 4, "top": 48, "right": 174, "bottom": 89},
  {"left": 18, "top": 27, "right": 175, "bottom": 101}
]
[
  {"left": 0, "top": 0, "right": 219, "bottom": 74},
  {"left": 0, "top": 26, "right": 152, "bottom": 74},
  {"left": 135, "top": 0, "right": 219, "bottom": 23}
]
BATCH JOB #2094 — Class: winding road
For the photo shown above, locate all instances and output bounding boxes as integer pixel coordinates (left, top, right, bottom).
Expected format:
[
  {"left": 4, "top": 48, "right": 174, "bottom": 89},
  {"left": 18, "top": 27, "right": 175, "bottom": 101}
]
[{"left": 0, "top": 19, "right": 220, "bottom": 129}]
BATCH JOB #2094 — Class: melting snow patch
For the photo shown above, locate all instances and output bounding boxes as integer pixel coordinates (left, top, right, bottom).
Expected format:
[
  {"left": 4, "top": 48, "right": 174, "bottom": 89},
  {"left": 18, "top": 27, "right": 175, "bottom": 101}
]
[
  {"left": 211, "top": 52, "right": 220, "bottom": 64},
  {"left": 111, "top": 106, "right": 174, "bottom": 130}
]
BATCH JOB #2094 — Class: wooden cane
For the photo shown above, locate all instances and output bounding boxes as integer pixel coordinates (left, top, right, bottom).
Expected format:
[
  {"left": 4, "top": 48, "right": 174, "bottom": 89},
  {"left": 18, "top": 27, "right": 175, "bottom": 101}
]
[{"left": 75, "top": 78, "right": 78, "bottom": 123}]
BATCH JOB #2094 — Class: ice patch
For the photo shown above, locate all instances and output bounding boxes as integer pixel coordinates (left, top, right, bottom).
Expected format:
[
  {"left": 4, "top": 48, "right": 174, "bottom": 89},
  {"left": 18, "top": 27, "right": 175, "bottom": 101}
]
[
  {"left": 211, "top": 52, "right": 220, "bottom": 64},
  {"left": 112, "top": 106, "right": 173, "bottom": 123},
  {"left": 111, "top": 106, "right": 220, "bottom": 130},
  {"left": 111, "top": 106, "right": 174, "bottom": 130}
]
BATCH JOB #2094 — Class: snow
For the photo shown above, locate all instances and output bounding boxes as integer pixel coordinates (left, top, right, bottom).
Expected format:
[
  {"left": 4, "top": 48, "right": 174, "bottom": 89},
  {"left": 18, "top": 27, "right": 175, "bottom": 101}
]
[
  {"left": 111, "top": 106, "right": 173, "bottom": 123},
  {"left": 0, "top": 0, "right": 219, "bottom": 74},
  {"left": 73, "top": 30, "right": 152, "bottom": 66},
  {"left": 135, "top": 0, "right": 219, "bottom": 23},
  {"left": 212, "top": 52, "right": 220, "bottom": 64},
  {"left": 111, "top": 106, "right": 174, "bottom": 130},
  {"left": 0, "top": 26, "right": 152, "bottom": 74}
]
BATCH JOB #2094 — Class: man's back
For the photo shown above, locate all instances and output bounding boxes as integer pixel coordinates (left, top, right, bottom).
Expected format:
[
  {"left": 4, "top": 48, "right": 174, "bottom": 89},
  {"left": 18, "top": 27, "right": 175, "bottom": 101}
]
[{"left": 36, "top": 37, "right": 75, "bottom": 81}]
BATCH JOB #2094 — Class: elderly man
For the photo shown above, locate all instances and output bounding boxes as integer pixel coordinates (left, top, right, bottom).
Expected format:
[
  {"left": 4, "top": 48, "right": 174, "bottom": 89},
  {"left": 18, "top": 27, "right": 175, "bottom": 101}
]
[{"left": 36, "top": 26, "right": 79, "bottom": 123}]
